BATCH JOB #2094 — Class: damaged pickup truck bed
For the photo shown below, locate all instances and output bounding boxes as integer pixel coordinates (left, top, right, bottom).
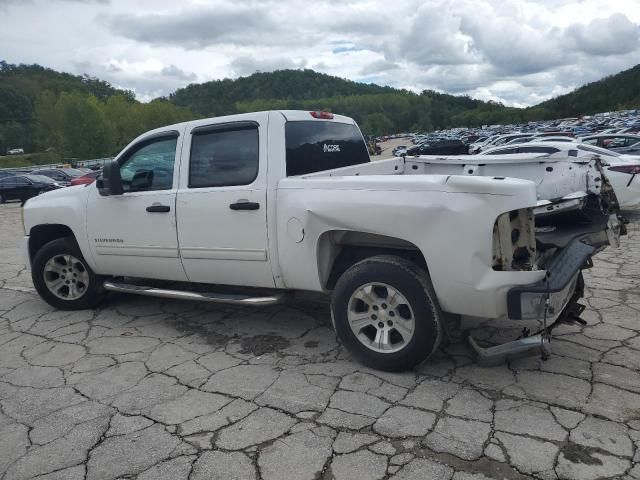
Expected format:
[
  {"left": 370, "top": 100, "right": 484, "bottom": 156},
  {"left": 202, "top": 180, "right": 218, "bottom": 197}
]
[
  {"left": 21, "top": 111, "right": 622, "bottom": 371},
  {"left": 403, "top": 152, "right": 625, "bottom": 254}
]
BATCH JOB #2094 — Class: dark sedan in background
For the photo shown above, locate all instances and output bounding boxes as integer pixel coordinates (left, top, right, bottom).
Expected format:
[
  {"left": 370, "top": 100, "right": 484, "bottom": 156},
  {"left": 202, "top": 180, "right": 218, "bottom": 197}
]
[
  {"left": 33, "top": 168, "right": 86, "bottom": 186},
  {"left": 0, "top": 174, "right": 63, "bottom": 204},
  {"left": 405, "top": 139, "right": 469, "bottom": 156}
]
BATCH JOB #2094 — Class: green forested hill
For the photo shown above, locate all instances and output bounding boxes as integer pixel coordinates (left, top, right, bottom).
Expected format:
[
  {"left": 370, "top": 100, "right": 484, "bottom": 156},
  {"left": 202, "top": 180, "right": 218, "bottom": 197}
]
[
  {"left": 169, "top": 65, "right": 640, "bottom": 131},
  {"left": 0, "top": 62, "right": 195, "bottom": 159},
  {"left": 1, "top": 61, "right": 639, "bottom": 163},
  {"left": 168, "top": 69, "right": 504, "bottom": 133},
  {"left": 169, "top": 69, "right": 397, "bottom": 117},
  {"left": 535, "top": 64, "right": 640, "bottom": 117}
]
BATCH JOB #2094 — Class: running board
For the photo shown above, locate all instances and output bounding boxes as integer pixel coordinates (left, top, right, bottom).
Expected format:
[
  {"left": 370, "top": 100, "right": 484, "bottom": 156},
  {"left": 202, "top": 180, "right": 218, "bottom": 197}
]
[
  {"left": 102, "top": 281, "right": 286, "bottom": 306},
  {"left": 468, "top": 334, "right": 550, "bottom": 366}
]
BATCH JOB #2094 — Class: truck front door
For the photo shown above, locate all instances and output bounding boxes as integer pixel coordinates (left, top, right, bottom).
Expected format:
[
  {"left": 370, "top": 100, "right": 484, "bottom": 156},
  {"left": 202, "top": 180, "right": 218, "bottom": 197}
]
[
  {"left": 85, "top": 130, "right": 188, "bottom": 281},
  {"left": 176, "top": 116, "right": 274, "bottom": 288}
]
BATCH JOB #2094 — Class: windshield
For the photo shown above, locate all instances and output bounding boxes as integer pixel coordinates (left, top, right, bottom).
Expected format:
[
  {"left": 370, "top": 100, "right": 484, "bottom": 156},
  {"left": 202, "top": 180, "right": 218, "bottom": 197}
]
[
  {"left": 24, "top": 174, "right": 57, "bottom": 184},
  {"left": 577, "top": 144, "right": 621, "bottom": 157},
  {"left": 285, "top": 121, "right": 370, "bottom": 176}
]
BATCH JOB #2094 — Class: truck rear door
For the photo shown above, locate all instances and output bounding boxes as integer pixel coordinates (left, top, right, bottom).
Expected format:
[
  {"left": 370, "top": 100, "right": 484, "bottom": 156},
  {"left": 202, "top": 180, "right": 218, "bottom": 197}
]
[{"left": 175, "top": 113, "right": 275, "bottom": 287}]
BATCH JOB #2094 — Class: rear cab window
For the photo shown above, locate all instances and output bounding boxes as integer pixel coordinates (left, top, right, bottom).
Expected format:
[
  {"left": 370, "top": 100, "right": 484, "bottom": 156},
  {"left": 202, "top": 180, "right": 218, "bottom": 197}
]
[{"left": 285, "top": 121, "right": 370, "bottom": 176}]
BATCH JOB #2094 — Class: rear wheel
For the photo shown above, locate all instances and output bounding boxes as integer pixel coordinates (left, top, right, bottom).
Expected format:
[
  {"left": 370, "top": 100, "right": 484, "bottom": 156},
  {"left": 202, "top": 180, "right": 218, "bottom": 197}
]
[
  {"left": 331, "top": 255, "right": 442, "bottom": 371},
  {"left": 32, "top": 237, "right": 105, "bottom": 310}
]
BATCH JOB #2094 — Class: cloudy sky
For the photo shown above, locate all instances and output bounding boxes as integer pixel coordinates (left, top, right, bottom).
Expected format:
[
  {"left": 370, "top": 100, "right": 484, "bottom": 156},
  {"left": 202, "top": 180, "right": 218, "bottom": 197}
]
[{"left": 1, "top": 0, "right": 639, "bottom": 106}]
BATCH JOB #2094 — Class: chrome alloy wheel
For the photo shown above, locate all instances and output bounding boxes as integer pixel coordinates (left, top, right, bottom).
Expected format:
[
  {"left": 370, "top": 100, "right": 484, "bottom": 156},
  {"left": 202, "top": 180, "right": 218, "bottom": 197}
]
[
  {"left": 347, "top": 282, "right": 415, "bottom": 353},
  {"left": 43, "top": 254, "right": 90, "bottom": 300}
]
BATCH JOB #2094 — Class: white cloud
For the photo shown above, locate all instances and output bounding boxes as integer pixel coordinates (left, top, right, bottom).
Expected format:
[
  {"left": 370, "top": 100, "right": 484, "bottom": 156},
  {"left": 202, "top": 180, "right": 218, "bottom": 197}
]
[
  {"left": 567, "top": 13, "right": 640, "bottom": 55},
  {"left": 0, "top": 0, "right": 639, "bottom": 106},
  {"left": 392, "top": 1, "right": 476, "bottom": 66},
  {"left": 102, "top": 4, "right": 282, "bottom": 49},
  {"left": 460, "top": 9, "right": 567, "bottom": 75}
]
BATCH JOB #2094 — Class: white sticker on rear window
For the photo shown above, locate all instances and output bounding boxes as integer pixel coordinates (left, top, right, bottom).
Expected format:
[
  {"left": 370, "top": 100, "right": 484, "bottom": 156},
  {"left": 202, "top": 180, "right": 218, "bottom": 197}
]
[{"left": 323, "top": 144, "right": 341, "bottom": 153}]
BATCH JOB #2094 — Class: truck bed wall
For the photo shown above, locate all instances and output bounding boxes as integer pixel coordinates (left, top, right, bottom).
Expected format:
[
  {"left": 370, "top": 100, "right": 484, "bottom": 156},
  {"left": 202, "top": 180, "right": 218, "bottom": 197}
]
[{"left": 304, "top": 155, "right": 602, "bottom": 202}]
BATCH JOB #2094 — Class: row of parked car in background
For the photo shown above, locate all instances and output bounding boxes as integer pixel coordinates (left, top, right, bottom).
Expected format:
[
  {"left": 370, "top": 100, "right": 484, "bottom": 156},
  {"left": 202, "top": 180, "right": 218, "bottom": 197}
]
[
  {"left": 388, "top": 109, "right": 640, "bottom": 208},
  {"left": 391, "top": 110, "right": 640, "bottom": 157},
  {"left": 0, "top": 166, "right": 100, "bottom": 204}
]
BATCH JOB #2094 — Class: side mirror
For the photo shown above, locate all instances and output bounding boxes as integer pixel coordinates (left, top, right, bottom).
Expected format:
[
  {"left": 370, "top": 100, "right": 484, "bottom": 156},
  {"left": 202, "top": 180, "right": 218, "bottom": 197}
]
[{"left": 97, "top": 160, "right": 124, "bottom": 196}]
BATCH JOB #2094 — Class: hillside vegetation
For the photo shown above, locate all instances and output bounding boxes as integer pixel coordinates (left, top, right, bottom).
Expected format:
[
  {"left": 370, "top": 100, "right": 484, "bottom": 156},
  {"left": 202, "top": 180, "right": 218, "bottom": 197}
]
[
  {"left": 169, "top": 69, "right": 516, "bottom": 133},
  {"left": 536, "top": 64, "right": 640, "bottom": 117},
  {"left": 1, "top": 61, "right": 639, "bottom": 163},
  {"left": 0, "top": 62, "right": 196, "bottom": 162}
]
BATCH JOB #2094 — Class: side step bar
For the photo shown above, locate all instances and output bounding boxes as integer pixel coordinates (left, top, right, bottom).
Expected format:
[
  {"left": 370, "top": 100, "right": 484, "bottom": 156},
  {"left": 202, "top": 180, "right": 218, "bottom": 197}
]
[{"left": 102, "top": 281, "right": 286, "bottom": 306}]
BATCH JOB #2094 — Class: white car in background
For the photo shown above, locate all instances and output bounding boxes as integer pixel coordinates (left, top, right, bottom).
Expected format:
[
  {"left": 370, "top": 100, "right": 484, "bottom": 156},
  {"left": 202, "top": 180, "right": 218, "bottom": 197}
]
[
  {"left": 481, "top": 142, "right": 640, "bottom": 207},
  {"left": 467, "top": 135, "right": 499, "bottom": 154},
  {"left": 470, "top": 133, "right": 531, "bottom": 153}
]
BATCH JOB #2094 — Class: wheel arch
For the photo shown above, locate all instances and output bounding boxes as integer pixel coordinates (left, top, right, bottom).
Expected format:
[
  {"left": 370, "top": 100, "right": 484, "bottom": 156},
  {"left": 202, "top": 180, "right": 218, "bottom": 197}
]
[
  {"left": 317, "top": 229, "right": 429, "bottom": 290},
  {"left": 28, "top": 224, "right": 77, "bottom": 263}
]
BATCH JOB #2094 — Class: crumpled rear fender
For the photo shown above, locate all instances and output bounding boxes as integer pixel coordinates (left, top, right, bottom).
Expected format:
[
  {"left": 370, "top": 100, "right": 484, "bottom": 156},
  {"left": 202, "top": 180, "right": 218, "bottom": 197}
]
[{"left": 276, "top": 174, "right": 546, "bottom": 319}]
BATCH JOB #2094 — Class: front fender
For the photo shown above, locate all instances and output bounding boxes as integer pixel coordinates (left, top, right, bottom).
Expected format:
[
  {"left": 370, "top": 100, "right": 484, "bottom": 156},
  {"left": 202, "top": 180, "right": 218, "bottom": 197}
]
[{"left": 23, "top": 186, "right": 95, "bottom": 271}]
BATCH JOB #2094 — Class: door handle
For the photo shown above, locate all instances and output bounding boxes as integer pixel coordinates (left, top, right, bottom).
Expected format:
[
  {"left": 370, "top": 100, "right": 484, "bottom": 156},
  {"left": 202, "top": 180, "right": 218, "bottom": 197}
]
[
  {"left": 146, "top": 204, "right": 170, "bottom": 213},
  {"left": 230, "top": 201, "right": 260, "bottom": 211}
]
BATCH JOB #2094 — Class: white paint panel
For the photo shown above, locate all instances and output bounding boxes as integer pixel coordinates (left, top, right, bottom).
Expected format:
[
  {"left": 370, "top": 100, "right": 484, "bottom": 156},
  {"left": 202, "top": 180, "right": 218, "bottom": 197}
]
[
  {"left": 180, "top": 247, "right": 267, "bottom": 261},
  {"left": 95, "top": 246, "right": 178, "bottom": 258},
  {"left": 176, "top": 112, "right": 275, "bottom": 287}
]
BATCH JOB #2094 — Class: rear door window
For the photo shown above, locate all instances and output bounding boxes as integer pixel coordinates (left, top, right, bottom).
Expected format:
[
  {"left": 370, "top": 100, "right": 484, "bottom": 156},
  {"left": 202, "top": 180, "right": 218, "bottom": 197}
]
[
  {"left": 0, "top": 177, "right": 15, "bottom": 186},
  {"left": 189, "top": 124, "right": 259, "bottom": 188},
  {"left": 577, "top": 144, "right": 620, "bottom": 157},
  {"left": 285, "top": 121, "right": 370, "bottom": 176}
]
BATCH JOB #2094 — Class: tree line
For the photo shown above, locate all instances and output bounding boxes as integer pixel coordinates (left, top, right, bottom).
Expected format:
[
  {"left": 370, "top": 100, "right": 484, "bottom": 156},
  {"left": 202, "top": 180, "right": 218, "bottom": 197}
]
[
  {"left": 1, "top": 62, "right": 639, "bottom": 162},
  {"left": 0, "top": 62, "right": 197, "bottom": 160}
]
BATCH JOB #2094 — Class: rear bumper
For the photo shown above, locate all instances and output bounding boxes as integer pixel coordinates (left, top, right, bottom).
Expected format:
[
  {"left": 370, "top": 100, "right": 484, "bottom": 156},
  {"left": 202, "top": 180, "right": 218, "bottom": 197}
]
[{"left": 507, "top": 240, "right": 595, "bottom": 320}]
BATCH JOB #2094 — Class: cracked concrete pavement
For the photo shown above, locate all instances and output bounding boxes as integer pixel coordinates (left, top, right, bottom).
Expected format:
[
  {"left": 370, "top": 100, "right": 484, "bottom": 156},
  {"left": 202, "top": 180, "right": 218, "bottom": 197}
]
[{"left": 0, "top": 201, "right": 639, "bottom": 480}]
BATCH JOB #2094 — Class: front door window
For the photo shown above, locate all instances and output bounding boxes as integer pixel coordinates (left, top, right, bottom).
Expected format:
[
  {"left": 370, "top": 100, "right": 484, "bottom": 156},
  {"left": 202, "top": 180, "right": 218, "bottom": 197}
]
[{"left": 120, "top": 137, "right": 177, "bottom": 192}]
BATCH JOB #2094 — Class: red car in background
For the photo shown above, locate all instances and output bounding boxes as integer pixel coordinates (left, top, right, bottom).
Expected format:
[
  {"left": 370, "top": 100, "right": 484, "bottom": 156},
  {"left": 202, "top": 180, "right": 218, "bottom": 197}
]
[{"left": 70, "top": 170, "right": 100, "bottom": 186}]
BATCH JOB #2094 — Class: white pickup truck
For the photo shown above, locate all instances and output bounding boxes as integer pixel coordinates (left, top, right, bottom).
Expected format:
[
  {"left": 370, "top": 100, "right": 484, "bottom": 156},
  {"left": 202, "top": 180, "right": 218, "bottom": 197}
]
[{"left": 21, "top": 110, "right": 619, "bottom": 371}]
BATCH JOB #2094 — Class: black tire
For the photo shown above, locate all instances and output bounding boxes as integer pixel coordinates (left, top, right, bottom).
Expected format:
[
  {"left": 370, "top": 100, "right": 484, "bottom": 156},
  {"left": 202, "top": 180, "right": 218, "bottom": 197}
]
[
  {"left": 32, "top": 237, "right": 105, "bottom": 310},
  {"left": 0, "top": 192, "right": 5, "bottom": 204},
  {"left": 331, "top": 255, "right": 442, "bottom": 372}
]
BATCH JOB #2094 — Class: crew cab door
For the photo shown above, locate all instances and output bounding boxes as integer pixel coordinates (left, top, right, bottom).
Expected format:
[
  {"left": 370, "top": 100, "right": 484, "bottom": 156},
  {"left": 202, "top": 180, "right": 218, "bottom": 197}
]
[
  {"left": 176, "top": 114, "right": 274, "bottom": 287},
  {"left": 85, "top": 129, "right": 188, "bottom": 281}
]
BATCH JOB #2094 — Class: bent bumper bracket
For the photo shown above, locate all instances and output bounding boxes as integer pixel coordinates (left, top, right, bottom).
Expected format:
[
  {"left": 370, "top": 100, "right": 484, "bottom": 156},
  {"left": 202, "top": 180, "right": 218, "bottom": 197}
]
[
  {"left": 469, "top": 334, "right": 550, "bottom": 366},
  {"left": 470, "top": 240, "right": 594, "bottom": 365}
]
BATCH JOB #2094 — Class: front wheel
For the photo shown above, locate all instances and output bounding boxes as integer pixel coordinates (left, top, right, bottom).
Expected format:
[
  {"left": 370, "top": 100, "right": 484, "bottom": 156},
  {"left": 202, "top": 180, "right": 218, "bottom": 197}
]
[
  {"left": 331, "top": 255, "right": 442, "bottom": 371},
  {"left": 32, "top": 237, "right": 105, "bottom": 310}
]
